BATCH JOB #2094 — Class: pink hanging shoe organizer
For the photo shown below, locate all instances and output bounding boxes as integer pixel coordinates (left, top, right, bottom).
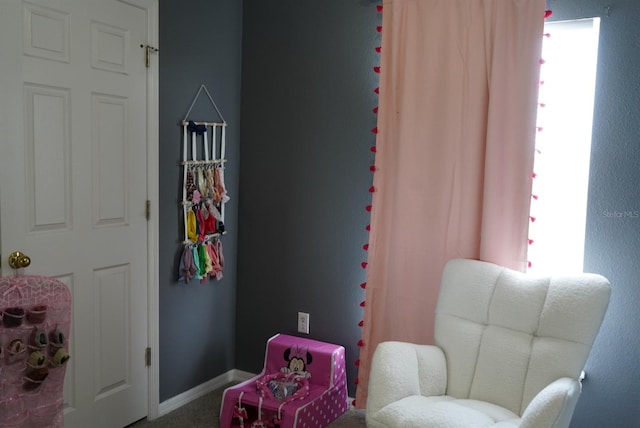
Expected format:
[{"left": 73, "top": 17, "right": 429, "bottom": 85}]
[
  {"left": 0, "top": 275, "right": 71, "bottom": 428},
  {"left": 220, "top": 334, "right": 349, "bottom": 428}
]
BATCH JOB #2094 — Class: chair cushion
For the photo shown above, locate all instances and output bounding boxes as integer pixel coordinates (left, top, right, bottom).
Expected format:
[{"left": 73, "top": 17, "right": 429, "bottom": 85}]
[
  {"left": 434, "top": 258, "right": 610, "bottom": 414},
  {"left": 371, "top": 395, "right": 520, "bottom": 428}
]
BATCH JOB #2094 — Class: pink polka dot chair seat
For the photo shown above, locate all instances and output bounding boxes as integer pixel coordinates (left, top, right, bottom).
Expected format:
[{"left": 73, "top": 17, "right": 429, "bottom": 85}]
[{"left": 220, "top": 334, "right": 349, "bottom": 428}]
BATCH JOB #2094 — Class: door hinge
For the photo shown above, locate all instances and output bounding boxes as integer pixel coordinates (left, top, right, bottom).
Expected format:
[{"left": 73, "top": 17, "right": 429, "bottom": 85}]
[
  {"left": 145, "top": 200, "right": 150, "bottom": 221},
  {"left": 145, "top": 347, "right": 151, "bottom": 367},
  {"left": 140, "top": 44, "right": 159, "bottom": 68}
]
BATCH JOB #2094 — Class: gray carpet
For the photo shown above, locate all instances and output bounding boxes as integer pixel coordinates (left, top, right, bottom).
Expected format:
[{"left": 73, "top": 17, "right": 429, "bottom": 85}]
[{"left": 128, "top": 382, "right": 366, "bottom": 428}]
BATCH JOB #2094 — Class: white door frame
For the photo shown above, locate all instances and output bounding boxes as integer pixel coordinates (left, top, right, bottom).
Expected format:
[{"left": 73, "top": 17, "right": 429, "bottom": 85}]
[
  {"left": 121, "top": 0, "right": 160, "bottom": 421},
  {"left": 144, "top": 0, "right": 160, "bottom": 420}
]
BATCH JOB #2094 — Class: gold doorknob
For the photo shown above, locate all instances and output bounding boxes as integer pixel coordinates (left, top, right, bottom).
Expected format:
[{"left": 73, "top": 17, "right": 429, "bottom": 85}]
[{"left": 8, "top": 251, "right": 31, "bottom": 269}]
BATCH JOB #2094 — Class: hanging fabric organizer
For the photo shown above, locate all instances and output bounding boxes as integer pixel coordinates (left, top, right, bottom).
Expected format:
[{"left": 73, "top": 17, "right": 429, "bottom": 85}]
[
  {"left": 0, "top": 274, "right": 71, "bottom": 427},
  {"left": 178, "top": 85, "right": 229, "bottom": 284}
]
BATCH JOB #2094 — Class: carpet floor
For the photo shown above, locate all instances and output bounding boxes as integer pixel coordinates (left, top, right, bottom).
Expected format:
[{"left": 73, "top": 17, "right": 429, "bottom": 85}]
[{"left": 127, "top": 382, "right": 366, "bottom": 428}]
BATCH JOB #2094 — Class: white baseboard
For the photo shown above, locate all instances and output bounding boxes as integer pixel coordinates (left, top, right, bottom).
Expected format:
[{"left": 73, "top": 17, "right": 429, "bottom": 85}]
[
  {"left": 232, "top": 369, "right": 257, "bottom": 382},
  {"left": 155, "top": 369, "right": 256, "bottom": 419}
]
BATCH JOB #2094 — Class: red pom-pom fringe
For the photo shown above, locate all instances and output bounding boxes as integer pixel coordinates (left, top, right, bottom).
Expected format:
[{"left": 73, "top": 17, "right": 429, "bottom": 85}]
[
  {"left": 369, "top": 186, "right": 376, "bottom": 193},
  {"left": 373, "top": 66, "right": 381, "bottom": 73},
  {"left": 544, "top": 10, "right": 553, "bottom": 18},
  {"left": 373, "top": 106, "right": 379, "bottom": 114},
  {"left": 531, "top": 172, "right": 537, "bottom": 178},
  {"left": 358, "top": 339, "right": 365, "bottom": 347},
  {"left": 544, "top": 33, "right": 551, "bottom": 38},
  {"left": 358, "top": 320, "right": 364, "bottom": 327},
  {"left": 355, "top": 359, "right": 361, "bottom": 366},
  {"left": 377, "top": 5, "right": 383, "bottom": 13},
  {"left": 361, "top": 262, "right": 368, "bottom": 269},
  {"left": 537, "top": 127, "right": 544, "bottom": 132},
  {"left": 528, "top": 261, "right": 533, "bottom": 268},
  {"left": 371, "top": 127, "right": 378, "bottom": 134},
  {"left": 360, "top": 301, "right": 366, "bottom": 307},
  {"left": 539, "top": 59, "right": 546, "bottom": 65},
  {"left": 539, "top": 103, "right": 546, "bottom": 108},
  {"left": 532, "top": 194, "right": 539, "bottom": 200},
  {"left": 352, "top": 399, "right": 357, "bottom": 407},
  {"left": 528, "top": 239, "right": 535, "bottom": 245},
  {"left": 374, "top": 87, "right": 380, "bottom": 94},
  {"left": 375, "top": 46, "right": 382, "bottom": 53},
  {"left": 354, "top": 378, "right": 360, "bottom": 385},
  {"left": 370, "top": 146, "right": 377, "bottom": 153},
  {"left": 365, "top": 224, "right": 371, "bottom": 231},
  {"left": 370, "top": 165, "right": 377, "bottom": 172},
  {"left": 530, "top": 216, "right": 536, "bottom": 222},
  {"left": 376, "top": 26, "right": 382, "bottom": 33},
  {"left": 360, "top": 282, "right": 367, "bottom": 289},
  {"left": 366, "top": 205, "right": 372, "bottom": 212},
  {"left": 363, "top": 243, "right": 369, "bottom": 251}
]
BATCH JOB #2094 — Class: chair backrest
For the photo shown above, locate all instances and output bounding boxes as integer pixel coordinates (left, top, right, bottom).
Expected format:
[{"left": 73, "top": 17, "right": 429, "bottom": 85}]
[
  {"left": 261, "top": 334, "right": 345, "bottom": 388},
  {"left": 434, "top": 258, "right": 610, "bottom": 416}
]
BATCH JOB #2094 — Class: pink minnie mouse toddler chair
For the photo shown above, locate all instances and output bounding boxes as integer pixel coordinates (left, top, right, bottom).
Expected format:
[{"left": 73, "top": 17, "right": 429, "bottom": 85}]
[{"left": 220, "top": 334, "right": 349, "bottom": 427}]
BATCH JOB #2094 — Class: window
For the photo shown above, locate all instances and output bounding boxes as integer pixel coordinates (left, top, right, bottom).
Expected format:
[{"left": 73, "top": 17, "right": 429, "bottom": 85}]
[{"left": 527, "top": 18, "right": 601, "bottom": 275}]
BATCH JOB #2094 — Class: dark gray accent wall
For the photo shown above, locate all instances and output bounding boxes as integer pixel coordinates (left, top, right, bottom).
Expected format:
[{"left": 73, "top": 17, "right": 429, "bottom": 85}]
[
  {"left": 158, "top": 0, "right": 242, "bottom": 402},
  {"left": 156, "top": 2, "right": 638, "bottom": 425},
  {"left": 237, "top": 0, "right": 380, "bottom": 395},
  {"left": 548, "top": 1, "right": 640, "bottom": 427}
]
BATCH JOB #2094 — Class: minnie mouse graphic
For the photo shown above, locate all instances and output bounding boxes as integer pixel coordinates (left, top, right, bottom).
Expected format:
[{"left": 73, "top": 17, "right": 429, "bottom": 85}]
[
  {"left": 255, "top": 344, "right": 313, "bottom": 406},
  {"left": 281, "top": 344, "right": 312, "bottom": 378}
]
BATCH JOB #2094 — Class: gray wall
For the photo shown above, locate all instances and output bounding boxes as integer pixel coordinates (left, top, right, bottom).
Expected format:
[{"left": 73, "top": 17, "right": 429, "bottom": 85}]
[
  {"left": 236, "top": 0, "right": 380, "bottom": 396},
  {"left": 548, "top": 1, "right": 640, "bottom": 427},
  {"left": 237, "top": 0, "right": 640, "bottom": 423},
  {"left": 158, "top": 0, "right": 242, "bottom": 401},
  {"left": 157, "top": 1, "right": 639, "bottom": 425}
]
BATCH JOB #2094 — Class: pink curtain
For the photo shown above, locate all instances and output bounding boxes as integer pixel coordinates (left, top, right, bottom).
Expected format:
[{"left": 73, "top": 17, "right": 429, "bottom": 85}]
[{"left": 356, "top": 0, "right": 545, "bottom": 407}]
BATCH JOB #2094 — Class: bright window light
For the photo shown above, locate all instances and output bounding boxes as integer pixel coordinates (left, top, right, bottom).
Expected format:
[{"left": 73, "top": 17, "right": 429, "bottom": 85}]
[{"left": 527, "top": 18, "right": 601, "bottom": 275}]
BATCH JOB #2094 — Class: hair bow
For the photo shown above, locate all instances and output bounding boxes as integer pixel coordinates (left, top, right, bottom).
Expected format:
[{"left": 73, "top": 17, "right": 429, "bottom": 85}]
[
  {"left": 187, "top": 120, "right": 207, "bottom": 135},
  {"left": 233, "top": 406, "right": 248, "bottom": 419},
  {"left": 289, "top": 344, "right": 309, "bottom": 363},
  {"left": 233, "top": 405, "right": 248, "bottom": 428}
]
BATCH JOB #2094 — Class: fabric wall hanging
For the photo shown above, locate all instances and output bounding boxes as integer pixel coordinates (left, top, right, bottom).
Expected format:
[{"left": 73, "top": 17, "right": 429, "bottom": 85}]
[
  {"left": 0, "top": 273, "right": 72, "bottom": 427},
  {"left": 178, "top": 85, "right": 229, "bottom": 284}
]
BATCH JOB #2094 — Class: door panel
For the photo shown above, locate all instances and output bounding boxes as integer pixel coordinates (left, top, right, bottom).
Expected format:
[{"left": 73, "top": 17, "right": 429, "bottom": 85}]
[{"left": 0, "top": 1, "right": 149, "bottom": 427}]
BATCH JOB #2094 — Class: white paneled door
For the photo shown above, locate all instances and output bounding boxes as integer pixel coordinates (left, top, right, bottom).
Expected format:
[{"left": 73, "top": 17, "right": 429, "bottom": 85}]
[{"left": 0, "top": 1, "right": 154, "bottom": 426}]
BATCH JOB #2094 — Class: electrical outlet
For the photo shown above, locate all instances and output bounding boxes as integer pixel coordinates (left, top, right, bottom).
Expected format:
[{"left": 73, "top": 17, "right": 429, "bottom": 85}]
[{"left": 298, "top": 312, "right": 310, "bottom": 334}]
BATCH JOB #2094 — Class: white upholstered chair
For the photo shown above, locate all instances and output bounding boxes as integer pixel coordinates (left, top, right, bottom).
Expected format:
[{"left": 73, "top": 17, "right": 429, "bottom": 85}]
[{"left": 365, "top": 258, "right": 610, "bottom": 428}]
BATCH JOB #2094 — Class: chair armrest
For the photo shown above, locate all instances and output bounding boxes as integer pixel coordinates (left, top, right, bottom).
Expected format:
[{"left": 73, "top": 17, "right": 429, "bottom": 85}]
[
  {"left": 520, "top": 377, "right": 581, "bottom": 428},
  {"left": 366, "top": 341, "right": 447, "bottom": 415}
]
